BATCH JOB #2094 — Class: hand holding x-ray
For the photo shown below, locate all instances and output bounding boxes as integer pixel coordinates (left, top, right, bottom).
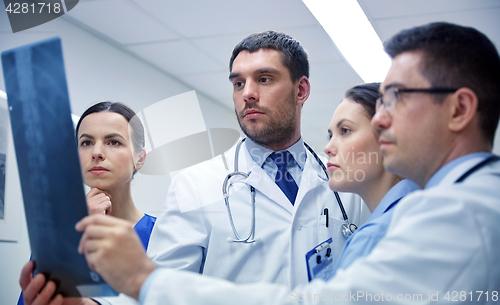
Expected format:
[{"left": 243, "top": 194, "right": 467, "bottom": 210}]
[{"left": 76, "top": 214, "right": 156, "bottom": 301}]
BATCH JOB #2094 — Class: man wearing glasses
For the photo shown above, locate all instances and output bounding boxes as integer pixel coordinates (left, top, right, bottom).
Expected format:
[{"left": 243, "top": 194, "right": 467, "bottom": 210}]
[{"left": 29, "top": 22, "right": 500, "bottom": 304}]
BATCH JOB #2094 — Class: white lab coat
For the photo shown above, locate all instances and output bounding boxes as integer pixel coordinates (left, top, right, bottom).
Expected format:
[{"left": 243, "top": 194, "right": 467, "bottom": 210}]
[
  {"left": 147, "top": 140, "right": 367, "bottom": 288},
  {"left": 141, "top": 155, "right": 500, "bottom": 305}
]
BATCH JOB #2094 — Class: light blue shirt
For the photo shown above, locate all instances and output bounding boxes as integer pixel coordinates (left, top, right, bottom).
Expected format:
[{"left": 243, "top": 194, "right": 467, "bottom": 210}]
[
  {"left": 425, "top": 152, "right": 493, "bottom": 189},
  {"left": 244, "top": 137, "right": 306, "bottom": 185},
  {"left": 332, "top": 179, "right": 420, "bottom": 274}
]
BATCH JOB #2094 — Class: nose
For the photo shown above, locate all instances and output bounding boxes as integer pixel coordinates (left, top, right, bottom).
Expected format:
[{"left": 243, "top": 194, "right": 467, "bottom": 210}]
[
  {"left": 92, "top": 143, "right": 105, "bottom": 161},
  {"left": 371, "top": 106, "right": 392, "bottom": 132},
  {"left": 242, "top": 80, "right": 258, "bottom": 103},
  {"left": 323, "top": 136, "right": 337, "bottom": 157}
]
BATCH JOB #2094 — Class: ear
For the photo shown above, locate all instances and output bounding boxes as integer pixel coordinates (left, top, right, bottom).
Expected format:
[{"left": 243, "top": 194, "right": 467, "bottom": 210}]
[
  {"left": 134, "top": 150, "right": 146, "bottom": 171},
  {"left": 448, "top": 87, "right": 478, "bottom": 133},
  {"left": 296, "top": 76, "right": 310, "bottom": 106}
]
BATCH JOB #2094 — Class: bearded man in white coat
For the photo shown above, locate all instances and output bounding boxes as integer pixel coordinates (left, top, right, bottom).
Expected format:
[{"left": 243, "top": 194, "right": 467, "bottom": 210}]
[{"left": 142, "top": 30, "right": 366, "bottom": 290}]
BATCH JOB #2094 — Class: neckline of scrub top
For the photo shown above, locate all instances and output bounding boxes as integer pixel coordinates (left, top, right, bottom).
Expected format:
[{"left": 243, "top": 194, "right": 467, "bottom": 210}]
[{"left": 365, "top": 179, "right": 420, "bottom": 223}]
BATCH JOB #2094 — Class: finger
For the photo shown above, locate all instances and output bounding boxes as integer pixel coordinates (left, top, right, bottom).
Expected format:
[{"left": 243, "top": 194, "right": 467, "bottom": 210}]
[
  {"left": 78, "top": 224, "right": 109, "bottom": 254},
  {"left": 86, "top": 187, "right": 102, "bottom": 199},
  {"left": 86, "top": 192, "right": 112, "bottom": 215},
  {"left": 105, "top": 203, "right": 112, "bottom": 215},
  {"left": 49, "top": 294, "right": 64, "bottom": 305},
  {"left": 80, "top": 243, "right": 101, "bottom": 271},
  {"left": 88, "top": 200, "right": 112, "bottom": 215},
  {"left": 32, "top": 280, "right": 58, "bottom": 305},
  {"left": 76, "top": 214, "right": 106, "bottom": 232},
  {"left": 80, "top": 237, "right": 118, "bottom": 274},
  {"left": 61, "top": 297, "right": 94, "bottom": 305},
  {"left": 87, "top": 187, "right": 111, "bottom": 199},
  {"left": 19, "top": 260, "right": 35, "bottom": 290},
  {"left": 80, "top": 239, "right": 102, "bottom": 256},
  {"left": 96, "top": 195, "right": 112, "bottom": 215},
  {"left": 76, "top": 214, "right": 124, "bottom": 232},
  {"left": 90, "top": 193, "right": 111, "bottom": 203},
  {"left": 22, "top": 273, "right": 47, "bottom": 304}
]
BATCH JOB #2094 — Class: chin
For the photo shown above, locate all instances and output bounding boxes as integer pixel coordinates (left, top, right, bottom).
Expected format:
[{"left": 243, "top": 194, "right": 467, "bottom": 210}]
[
  {"left": 85, "top": 180, "right": 110, "bottom": 190},
  {"left": 243, "top": 125, "right": 264, "bottom": 137},
  {"left": 328, "top": 179, "right": 356, "bottom": 193},
  {"left": 383, "top": 157, "right": 400, "bottom": 175}
]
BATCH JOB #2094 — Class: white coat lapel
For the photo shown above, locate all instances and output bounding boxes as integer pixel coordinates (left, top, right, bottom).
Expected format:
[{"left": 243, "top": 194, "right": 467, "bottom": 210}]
[
  {"left": 245, "top": 163, "right": 294, "bottom": 214},
  {"left": 294, "top": 150, "right": 327, "bottom": 208},
  {"left": 240, "top": 143, "right": 294, "bottom": 214}
]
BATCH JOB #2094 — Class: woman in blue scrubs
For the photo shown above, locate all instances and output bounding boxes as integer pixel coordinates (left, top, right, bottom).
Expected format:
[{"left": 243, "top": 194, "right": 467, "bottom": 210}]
[
  {"left": 75, "top": 102, "right": 156, "bottom": 249},
  {"left": 18, "top": 102, "right": 156, "bottom": 305}
]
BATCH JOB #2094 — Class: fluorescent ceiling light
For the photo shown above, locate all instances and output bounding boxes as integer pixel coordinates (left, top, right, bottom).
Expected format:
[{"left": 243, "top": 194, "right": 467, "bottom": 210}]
[
  {"left": 0, "top": 89, "right": 7, "bottom": 100},
  {"left": 303, "top": 0, "right": 391, "bottom": 83}
]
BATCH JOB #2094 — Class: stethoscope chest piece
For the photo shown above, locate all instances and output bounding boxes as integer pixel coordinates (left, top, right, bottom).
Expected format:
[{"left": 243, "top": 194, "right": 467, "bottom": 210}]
[{"left": 341, "top": 223, "right": 358, "bottom": 240}]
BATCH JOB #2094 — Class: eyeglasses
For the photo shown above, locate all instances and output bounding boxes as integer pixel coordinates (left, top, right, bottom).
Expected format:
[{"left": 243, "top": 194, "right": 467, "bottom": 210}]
[{"left": 376, "top": 87, "right": 459, "bottom": 111}]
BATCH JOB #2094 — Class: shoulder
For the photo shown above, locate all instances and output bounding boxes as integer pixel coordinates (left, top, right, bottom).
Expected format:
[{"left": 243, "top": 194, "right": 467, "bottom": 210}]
[
  {"left": 389, "top": 167, "right": 500, "bottom": 250},
  {"left": 165, "top": 143, "right": 240, "bottom": 212},
  {"left": 170, "top": 140, "right": 241, "bottom": 186},
  {"left": 396, "top": 164, "right": 500, "bottom": 215}
]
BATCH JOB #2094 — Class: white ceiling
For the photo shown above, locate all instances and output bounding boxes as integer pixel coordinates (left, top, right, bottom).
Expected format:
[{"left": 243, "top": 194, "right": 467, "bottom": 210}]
[{"left": 64, "top": 0, "right": 500, "bottom": 153}]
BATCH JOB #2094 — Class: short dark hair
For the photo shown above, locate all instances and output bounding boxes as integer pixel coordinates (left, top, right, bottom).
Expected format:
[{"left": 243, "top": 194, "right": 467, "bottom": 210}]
[
  {"left": 384, "top": 22, "right": 500, "bottom": 144},
  {"left": 344, "top": 82, "right": 381, "bottom": 119},
  {"left": 76, "top": 102, "right": 145, "bottom": 175},
  {"left": 229, "top": 30, "right": 309, "bottom": 82}
]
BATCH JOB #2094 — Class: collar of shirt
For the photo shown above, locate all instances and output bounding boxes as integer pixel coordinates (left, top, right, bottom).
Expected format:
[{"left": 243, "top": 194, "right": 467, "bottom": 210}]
[
  {"left": 244, "top": 137, "right": 306, "bottom": 183},
  {"left": 365, "top": 179, "right": 420, "bottom": 223},
  {"left": 425, "top": 152, "right": 494, "bottom": 189}
]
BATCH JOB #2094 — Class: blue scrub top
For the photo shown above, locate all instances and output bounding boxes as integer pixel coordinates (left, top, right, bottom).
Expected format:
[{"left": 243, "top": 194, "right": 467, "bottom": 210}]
[
  {"left": 135, "top": 214, "right": 157, "bottom": 250},
  {"left": 331, "top": 179, "right": 420, "bottom": 275}
]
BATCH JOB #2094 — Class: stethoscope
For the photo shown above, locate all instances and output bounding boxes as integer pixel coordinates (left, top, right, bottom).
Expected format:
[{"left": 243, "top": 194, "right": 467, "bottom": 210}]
[
  {"left": 222, "top": 138, "right": 358, "bottom": 243},
  {"left": 455, "top": 155, "right": 499, "bottom": 183}
]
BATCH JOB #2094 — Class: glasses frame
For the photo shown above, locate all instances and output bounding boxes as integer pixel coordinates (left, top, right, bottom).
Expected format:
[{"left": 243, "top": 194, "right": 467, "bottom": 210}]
[{"left": 376, "top": 87, "right": 459, "bottom": 111}]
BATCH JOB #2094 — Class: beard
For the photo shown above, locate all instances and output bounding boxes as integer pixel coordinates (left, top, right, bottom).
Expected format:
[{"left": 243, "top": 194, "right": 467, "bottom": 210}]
[{"left": 236, "top": 89, "right": 298, "bottom": 147}]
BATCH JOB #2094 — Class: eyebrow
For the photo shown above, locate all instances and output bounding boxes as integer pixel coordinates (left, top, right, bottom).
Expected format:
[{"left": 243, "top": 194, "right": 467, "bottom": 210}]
[
  {"left": 79, "top": 133, "right": 93, "bottom": 140},
  {"left": 79, "top": 133, "right": 126, "bottom": 140},
  {"left": 336, "top": 119, "right": 355, "bottom": 128},
  {"left": 382, "top": 83, "right": 404, "bottom": 93},
  {"left": 257, "top": 68, "right": 280, "bottom": 75},
  {"left": 105, "top": 133, "right": 126, "bottom": 140},
  {"left": 229, "top": 72, "right": 239, "bottom": 81},
  {"left": 228, "top": 68, "right": 281, "bottom": 81},
  {"left": 382, "top": 84, "right": 395, "bottom": 92}
]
